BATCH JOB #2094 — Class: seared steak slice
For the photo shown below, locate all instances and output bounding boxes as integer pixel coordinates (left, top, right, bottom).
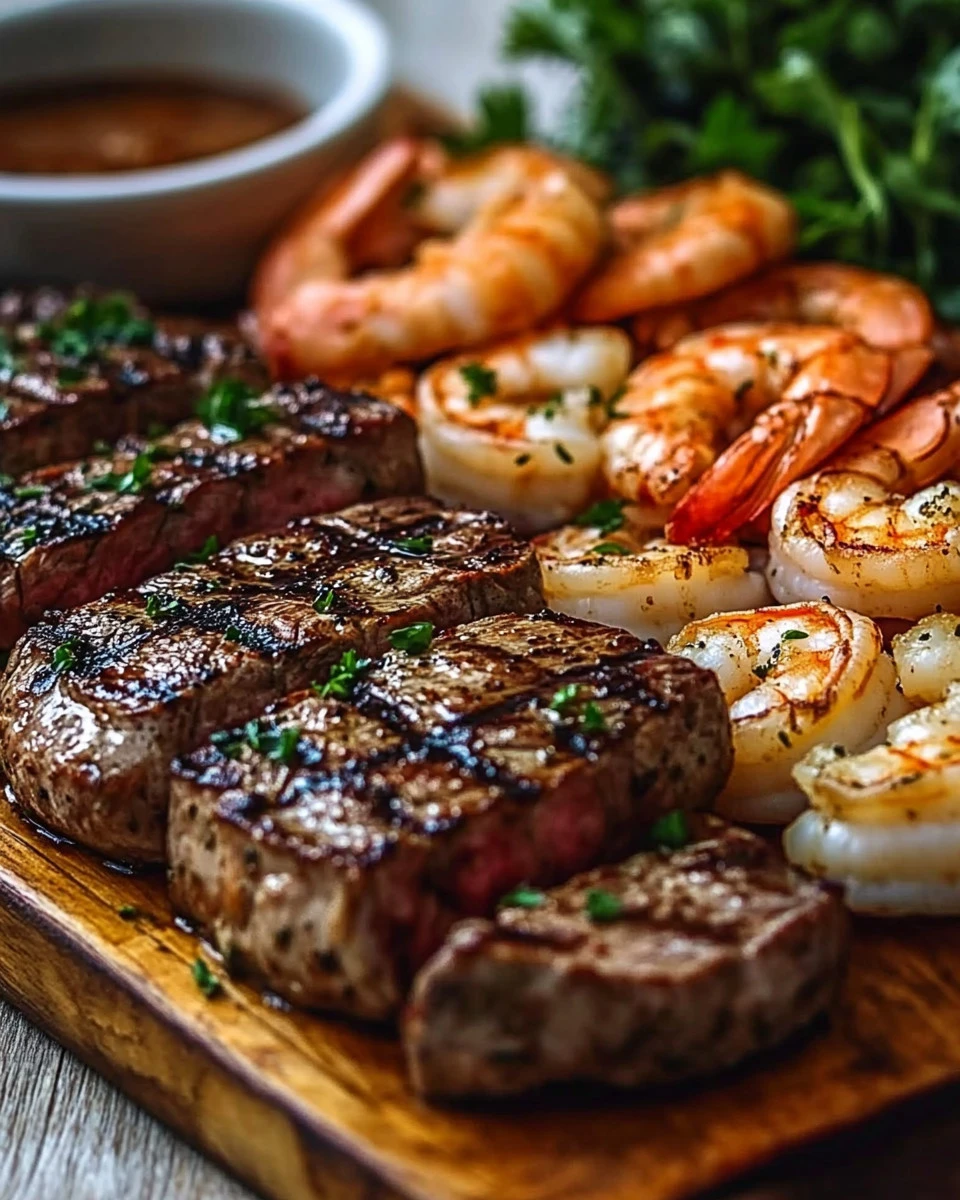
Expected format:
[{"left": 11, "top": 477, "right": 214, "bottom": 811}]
[
  {"left": 0, "top": 288, "right": 265, "bottom": 474},
  {"left": 404, "top": 815, "right": 847, "bottom": 1098},
  {"left": 0, "top": 383, "right": 421, "bottom": 646},
  {"left": 0, "top": 500, "right": 541, "bottom": 862},
  {"left": 168, "top": 613, "right": 731, "bottom": 1020}
]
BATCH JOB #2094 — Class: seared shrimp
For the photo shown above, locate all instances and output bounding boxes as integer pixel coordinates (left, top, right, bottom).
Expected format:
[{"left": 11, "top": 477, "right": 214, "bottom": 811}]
[
  {"left": 892, "top": 613, "right": 960, "bottom": 706},
  {"left": 768, "top": 383, "right": 960, "bottom": 618},
  {"left": 668, "top": 602, "right": 907, "bottom": 824},
  {"left": 632, "top": 262, "right": 934, "bottom": 356},
  {"left": 785, "top": 683, "right": 960, "bottom": 915},
  {"left": 573, "top": 171, "right": 796, "bottom": 324},
  {"left": 602, "top": 323, "right": 928, "bottom": 532},
  {"left": 534, "top": 502, "right": 770, "bottom": 642},
  {"left": 418, "top": 326, "right": 631, "bottom": 531},
  {"left": 255, "top": 141, "right": 607, "bottom": 378}
]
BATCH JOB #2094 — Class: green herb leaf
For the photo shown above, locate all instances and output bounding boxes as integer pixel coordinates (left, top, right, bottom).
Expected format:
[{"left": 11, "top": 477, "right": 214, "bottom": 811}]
[
  {"left": 144, "top": 593, "right": 182, "bottom": 619},
  {"left": 389, "top": 622, "right": 435, "bottom": 655},
  {"left": 585, "top": 888, "right": 623, "bottom": 923},
  {"left": 191, "top": 957, "right": 222, "bottom": 999},
  {"left": 446, "top": 84, "right": 530, "bottom": 154},
  {"left": 313, "top": 589, "right": 335, "bottom": 614},
  {"left": 574, "top": 498, "right": 626, "bottom": 535},
  {"left": 648, "top": 809, "right": 690, "bottom": 849},
  {"left": 51, "top": 639, "right": 78, "bottom": 672},
  {"left": 459, "top": 362, "right": 498, "bottom": 406},
  {"left": 195, "top": 378, "right": 273, "bottom": 441},
  {"left": 549, "top": 683, "right": 581, "bottom": 715},
  {"left": 13, "top": 485, "right": 45, "bottom": 500},
  {"left": 19, "top": 525, "right": 39, "bottom": 549},
  {"left": 781, "top": 629, "right": 810, "bottom": 640},
  {"left": 176, "top": 535, "right": 219, "bottom": 568},
  {"left": 591, "top": 541, "right": 630, "bottom": 556},
  {"left": 118, "top": 904, "right": 140, "bottom": 920},
  {"left": 314, "top": 648, "right": 372, "bottom": 700},
  {"left": 499, "top": 884, "right": 547, "bottom": 909},
  {"left": 580, "top": 700, "right": 607, "bottom": 734},
  {"left": 392, "top": 534, "right": 434, "bottom": 556}
]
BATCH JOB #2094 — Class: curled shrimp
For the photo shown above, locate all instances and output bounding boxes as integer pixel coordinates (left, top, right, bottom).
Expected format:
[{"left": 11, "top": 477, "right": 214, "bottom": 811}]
[
  {"left": 601, "top": 323, "right": 928, "bottom": 532},
  {"left": 785, "top": 682, "right": 960, "bottom": 915},
  {"left": 767, "top": 383, "right": 960, "bottom": 619},
  {"left": 667, "top": 602, "right": 907, "bottom": 825},
  {"left": 417, "top": 326, "right": 631, "bottom": 532},
  {"left": 892, "top": 613, "right": 960, "bottom": 707},
  {"left": 572, "top": 171, "right": 796, "bottom": 324},
  {"left": 632, "top": 262, "right": 935, "bottom": 357},
  {"left": 254, "top": 141, "right": 608, "bottom": 379},
  {"left": 533, "top": 501, "right": 770, "bottom": 643}
]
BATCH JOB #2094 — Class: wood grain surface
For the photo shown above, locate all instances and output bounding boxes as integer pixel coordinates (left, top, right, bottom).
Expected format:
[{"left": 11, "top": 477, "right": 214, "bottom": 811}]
[{"left": 4, "top": 798, "right": 960, "bottom": 1200}]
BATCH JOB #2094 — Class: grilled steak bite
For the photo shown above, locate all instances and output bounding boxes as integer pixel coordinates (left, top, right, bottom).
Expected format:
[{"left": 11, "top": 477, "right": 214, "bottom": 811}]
[
  {"left": 404, "top": 815, "right": 847, "bottom": 1098},
  {"left": 168, "top": 613, "right": 732, "bottom": 1020},
  {"left": 0, "top": 500, "right": 541, "bottom": 862},
  {"left": 0, "top": 382, "right": 421, "bottom": 646},
  {"left": 0, "top": 288, "right": 265, "bottom": 474}
]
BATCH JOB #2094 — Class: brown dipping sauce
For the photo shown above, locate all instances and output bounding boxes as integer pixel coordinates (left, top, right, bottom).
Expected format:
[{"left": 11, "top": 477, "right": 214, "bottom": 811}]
[{"left": 0, "top": 76, "right": 307, "bottom": 174}]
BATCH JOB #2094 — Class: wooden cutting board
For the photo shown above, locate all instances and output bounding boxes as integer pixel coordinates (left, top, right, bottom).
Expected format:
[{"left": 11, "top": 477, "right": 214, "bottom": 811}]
[{"left": 2, "top": 799, "right": 960, "bottom": 1200}]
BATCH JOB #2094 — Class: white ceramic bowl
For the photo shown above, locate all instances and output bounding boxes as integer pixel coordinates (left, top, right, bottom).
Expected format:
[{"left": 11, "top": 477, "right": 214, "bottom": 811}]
[{"left": 0, "top": 0, "right": 391, "bottom": 303}]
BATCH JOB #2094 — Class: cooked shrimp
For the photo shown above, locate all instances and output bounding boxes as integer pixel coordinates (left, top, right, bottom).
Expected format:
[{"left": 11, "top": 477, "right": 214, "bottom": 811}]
[
  {"left": 255, "top": 141, "right": 607, "bottom": 379},
  {"left": 667, "top": 602, "right": 908, "bottom": 824},
  {"left": 785, "top": 683, "right": 960, "bottom": 914},
  {"left": 418, "top": 326, "right": 631, "bottom": 532},
  {"left": 892, "top": 613, "right": 960, "bottom": 706},
  {"left": 632, "top": 262, "right": 934, "bottom": 356},
  {"left": 534, "top": 502, "right": 770, "bottom": 642},
  {"left": 572, "top": 171, "right": 796, "bottom": 324},
  {"left": 602, "top": 323, "right": 927, "bottom": 531},
  {"left": 767, "top": 383, "right": 960, "bottom": 619}
]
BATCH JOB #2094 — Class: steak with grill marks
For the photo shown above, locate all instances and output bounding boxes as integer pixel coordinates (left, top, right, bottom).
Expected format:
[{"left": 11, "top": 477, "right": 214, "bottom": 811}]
[
  {"left": 167, "top": 612, "right": 732, "bottom": 1020},
  {"left": 0, "top": 286, "right": 265, "bottom": 474},
  {"left": 0, "top": 383, "right": 421, "bottom": 646},
  {"left": 0, "top": 499, "right": 541, "bottom": 862},
  {"left": 404, "top": 815, "right": 847, "bottom": 1097}
]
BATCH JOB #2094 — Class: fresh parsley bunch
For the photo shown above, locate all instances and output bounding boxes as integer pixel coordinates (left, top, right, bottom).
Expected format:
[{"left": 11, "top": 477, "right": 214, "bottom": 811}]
[{"left": 478, "top": 0, "right": 960, "bottom": 316}]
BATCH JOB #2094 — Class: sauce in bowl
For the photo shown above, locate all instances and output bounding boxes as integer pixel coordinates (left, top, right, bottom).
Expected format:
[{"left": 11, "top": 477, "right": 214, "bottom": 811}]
[{"left": 0, "top": 76, "right": 307, "bottom": 175}]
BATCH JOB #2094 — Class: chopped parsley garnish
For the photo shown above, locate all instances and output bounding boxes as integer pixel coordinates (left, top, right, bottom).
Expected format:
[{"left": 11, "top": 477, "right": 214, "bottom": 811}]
[
  {"left": 548, "top": 684, "right": 608, "bottom": 734},
  {"left": 314, "top": 648, "right": 372, "bottom": 700},
  {"left": 191, "top": 957, "right": 222, "bottom": 999},
  {"left": 554, "top": 442, "right": 574, "bottom": 464},
  {"left": 144, "top": 594, "right": 182, "bottom": 619},
  {"left": 580, "top": 700, "right": 607, "bottom": 734},
  {"left": 499, "top": 884, "right": 547, "bottom": 910},
  {"left": 549, "top": 683, "right": 582, "bottom": 715},
  {"left": 753, "top": 642, "right": 782, "bottom": 680},
  {"left": 585, "top": 888, "right": 623, "bottom": 923},
  {"left": 176, "top": 535, "right": 218, "bottom": 568},
  {"left": 195, "top": 378, "right": 274, "bottom": 442},
  {"left": 459, "top": 362, "right": 498, "bottom": 406},
  {"left": 19, "top": 526, "right": 38, "bottom": 549},
  {"left": 575, "top": 498, "right": 626, "bottom": 535},
  {"left": 39, "top": 293, "right": 155, "bottom": 361},
  {"left": 117, "top": 904, "right": 140, "bottom": 920},
  {"left": 392, "top": 534, "right": 434, "bottom": 556},
  {"left": 51, "top": 639, "right": 78, "bottom": 672},
  {"left": 444, "top": 83, "right": 529, "bottom": 155},
  {"left": 224, "top": 624, "right": 242, "bottom": 642},
  {"left": 592, "top": 541, "right": 630, "bottom": 556},
  {"left": 781, "top": 629, "right": 810, "bottom": 641},
  {"left": 313, "top": 589, "right": 336, "bottom": 614},
  {"left": 605, "top": 385, "right": 627, "bottom": 421},
  {"left": 13, "top": 485, "right": 45, "bottom": 500},
  {"left": 389, "top": 622, "right": 435, "bottom": 655},
  {"left": 267, "top": 725, "right": 301, "bottom": 764},
  {"left": 86, "top": 450, "right": 154, "bottom": 496},
  {"left": 648, "top": 809, "right": 690, "bottom": 849}
]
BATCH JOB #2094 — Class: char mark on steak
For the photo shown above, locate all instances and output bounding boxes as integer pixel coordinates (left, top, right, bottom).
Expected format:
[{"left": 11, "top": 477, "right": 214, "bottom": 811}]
[
  {"left": 0, "top": 499, "right": 542, "bottom": 862},
  {"left": 0, "top": 286, "right": 266, "bottom": 474},
  {"left": 0, "top": 382, "right": 422, "bottom": 646},
  {"left": 167, "top": 612, "right": 732, "bottom": 1020},
  {"left": 404, "top": 814, "right": 848, "bottom": 1097}
]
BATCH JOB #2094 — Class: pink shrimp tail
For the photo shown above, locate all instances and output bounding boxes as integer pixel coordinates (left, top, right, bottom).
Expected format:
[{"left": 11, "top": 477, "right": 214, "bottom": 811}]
[{"left": 666, "top": 394, "right": 868, "bottom": 545}]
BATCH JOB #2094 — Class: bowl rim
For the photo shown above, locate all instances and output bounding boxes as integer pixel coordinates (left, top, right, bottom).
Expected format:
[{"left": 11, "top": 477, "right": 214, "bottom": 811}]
[{"left": 0, "top": 0, "right": 391, "bottom": 203}]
